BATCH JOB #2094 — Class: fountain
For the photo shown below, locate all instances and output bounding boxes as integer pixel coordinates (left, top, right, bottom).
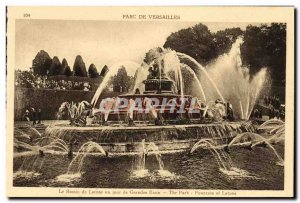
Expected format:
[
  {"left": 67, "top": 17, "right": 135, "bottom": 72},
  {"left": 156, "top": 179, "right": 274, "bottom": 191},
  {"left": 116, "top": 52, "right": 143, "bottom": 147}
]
[
  {"left": 52, "top": 141, "right": 107, "bottom": 182},
  {"left": 13, "top": 37, "right": 285, "bottom": 189},
  {"left": 191, "top": 139, "right": 234, "bottom": 170},
  {"left": 228, "top": 132, "right": 284, "bottom": 166},
  {"left": 13, "top": 155, "right": 44, "bottom": 180},
  {"left": 43, "top": 42, "right": 262, "bottom": 153},
  {"left": 190, "top": 138, "right": 256, "bottom": 179},
  {"left": 131, "top": 139, "right": 175, "bottom": 179},
  {"left": 199, "top": 38, "right": 268, "bottom": 119},
  {"left": 67, "top": 141, "right": 107, "bottom": 174},
  {"left": 13, "top": 134, "right": 72, "bottom": 179}
]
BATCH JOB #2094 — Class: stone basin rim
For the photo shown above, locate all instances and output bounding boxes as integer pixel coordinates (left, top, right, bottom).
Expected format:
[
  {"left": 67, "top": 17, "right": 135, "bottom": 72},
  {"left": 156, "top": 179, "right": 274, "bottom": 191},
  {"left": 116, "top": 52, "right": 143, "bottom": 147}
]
[{"left": 46, "top": 121, "right": 248, "bottom": 131}]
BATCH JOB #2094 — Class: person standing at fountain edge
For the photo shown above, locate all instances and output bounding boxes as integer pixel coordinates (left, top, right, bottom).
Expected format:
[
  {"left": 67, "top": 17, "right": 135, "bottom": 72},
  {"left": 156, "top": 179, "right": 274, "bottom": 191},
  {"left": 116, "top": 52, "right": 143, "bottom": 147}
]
[
  {"left": 82, "top": 103, "right": 93, "bottom": 125},
  {"left": 37, "top": 108, "right": 42, "bottom": 124},
  {"left": 226, "top": 101, "right": 234, "bottom": 121},
  {"left": 24, "top": 109, "right": 30, "bottom": 121},
  {"left": 31, "top": 108, "right": 37, "bottom": 126}
]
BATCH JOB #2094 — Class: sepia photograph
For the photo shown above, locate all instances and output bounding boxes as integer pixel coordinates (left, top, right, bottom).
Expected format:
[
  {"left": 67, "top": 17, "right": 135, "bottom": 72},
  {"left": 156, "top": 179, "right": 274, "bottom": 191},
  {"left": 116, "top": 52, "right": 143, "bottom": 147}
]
[{"left": 6, "top": 6, "right": 294, "bottom": 198}]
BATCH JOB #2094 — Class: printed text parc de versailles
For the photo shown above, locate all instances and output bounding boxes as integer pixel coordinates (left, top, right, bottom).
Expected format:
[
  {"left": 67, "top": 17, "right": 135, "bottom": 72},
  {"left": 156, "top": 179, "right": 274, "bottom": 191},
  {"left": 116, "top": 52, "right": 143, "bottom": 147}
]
[{"left": 123, "top": 14, "right": 180, "bottom": 20}]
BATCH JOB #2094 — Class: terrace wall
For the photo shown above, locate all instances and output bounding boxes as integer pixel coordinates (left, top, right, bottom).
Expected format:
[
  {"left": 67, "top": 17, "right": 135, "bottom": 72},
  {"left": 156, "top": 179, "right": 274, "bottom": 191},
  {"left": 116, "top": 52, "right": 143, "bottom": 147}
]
[{"left": 14, "top": 88, "right": 118, "bottom": 121}]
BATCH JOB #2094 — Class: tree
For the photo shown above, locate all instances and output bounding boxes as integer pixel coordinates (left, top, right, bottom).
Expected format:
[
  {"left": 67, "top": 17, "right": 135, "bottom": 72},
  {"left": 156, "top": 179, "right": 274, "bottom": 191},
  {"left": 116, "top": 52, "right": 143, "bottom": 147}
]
[
  {"left": 64, "top": 66, "right": 72, "bottom": 76},
  {"left": 73, "top": 55, "right": 87, "bottom": 77},
  {"left": 61, "top": 58, "right": 68, "bottom": 74},
  {"left": 100, "top": 65, "right": 109, "bottom": 77},
  {"left": 164, "top": 24, "right": 243, "bottom": 66},
  {"left": 48, "top": 56, "right": 63, "bottom": 76},
  {"left": 214, "top": 28, "right": 243, "bottom": 55},
  {"left": 32, "top": 50, "right": 52, "bottom": 76},
  {"left": 112, "top": 66, "right": 132, "bottom": 92},
  {"left": 240, "top": 23, "right": 286, "bottom": 82},
  {"left": 88, "top": 64, "right": 99, "bottom": 78},
  {"left": 164, "top": 24, "right": 216, "bottom": 66}
]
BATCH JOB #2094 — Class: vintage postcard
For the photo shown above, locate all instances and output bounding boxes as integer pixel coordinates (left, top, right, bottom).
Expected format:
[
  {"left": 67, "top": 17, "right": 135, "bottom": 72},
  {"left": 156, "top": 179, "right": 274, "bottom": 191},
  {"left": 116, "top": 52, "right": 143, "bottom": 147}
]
[{"left": 6, "top": 6, "right": 294, "bottom": 198}]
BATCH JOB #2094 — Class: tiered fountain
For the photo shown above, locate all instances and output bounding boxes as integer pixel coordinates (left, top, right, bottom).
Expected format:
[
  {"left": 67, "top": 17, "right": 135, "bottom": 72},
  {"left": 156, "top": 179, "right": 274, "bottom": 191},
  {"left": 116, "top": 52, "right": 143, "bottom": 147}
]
[{"left": 45, "top": 42, "right": 257, "bottom": 153}]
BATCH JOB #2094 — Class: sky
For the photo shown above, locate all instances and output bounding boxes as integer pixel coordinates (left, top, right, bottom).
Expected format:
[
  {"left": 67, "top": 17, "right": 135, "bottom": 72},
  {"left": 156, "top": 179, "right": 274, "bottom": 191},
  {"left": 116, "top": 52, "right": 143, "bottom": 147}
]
[{"left": 15, "top": 20, "right": 252, "bottom": 76}]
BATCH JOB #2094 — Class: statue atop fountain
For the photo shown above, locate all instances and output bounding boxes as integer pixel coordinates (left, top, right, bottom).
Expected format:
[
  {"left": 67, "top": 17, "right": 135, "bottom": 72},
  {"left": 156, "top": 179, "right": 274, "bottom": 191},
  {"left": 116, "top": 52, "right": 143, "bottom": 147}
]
[{"left": 143, "top": 60, "right": 174, "bottom": 95}]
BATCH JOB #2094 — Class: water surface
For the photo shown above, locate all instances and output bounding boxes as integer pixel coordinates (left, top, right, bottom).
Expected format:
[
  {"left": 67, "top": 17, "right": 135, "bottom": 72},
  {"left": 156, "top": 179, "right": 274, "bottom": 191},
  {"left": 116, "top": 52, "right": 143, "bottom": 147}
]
[{"left": 13, "top": 145, "right": 284, "bottom": 190}]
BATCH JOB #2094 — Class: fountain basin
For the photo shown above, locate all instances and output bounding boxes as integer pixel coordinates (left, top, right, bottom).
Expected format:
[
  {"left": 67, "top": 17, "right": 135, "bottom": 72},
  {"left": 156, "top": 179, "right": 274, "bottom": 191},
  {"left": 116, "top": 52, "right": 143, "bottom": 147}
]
[{"left": 44, "top": 121, "right": 255, "bottom": 153}]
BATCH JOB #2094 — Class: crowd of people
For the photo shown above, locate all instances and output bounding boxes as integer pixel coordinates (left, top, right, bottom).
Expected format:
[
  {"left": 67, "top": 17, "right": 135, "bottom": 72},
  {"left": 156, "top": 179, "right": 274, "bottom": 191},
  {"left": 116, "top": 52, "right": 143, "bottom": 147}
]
[
  {"left": 252, "top": 95, "right": 284, "bottom": 120},
  {"left": 24, "top": 108, "right": 42, "bottom": 125},
  {"left": 263, "top": 95, "right": 281, "bottom": 110},
  {"left": 15, "top": 70, "right": 93, "bottom": 91}
]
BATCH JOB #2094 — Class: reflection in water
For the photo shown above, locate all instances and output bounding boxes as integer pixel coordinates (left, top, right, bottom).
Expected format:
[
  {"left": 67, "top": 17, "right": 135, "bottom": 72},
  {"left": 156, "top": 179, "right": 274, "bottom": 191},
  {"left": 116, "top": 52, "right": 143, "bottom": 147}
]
[
  {"left": 55, "top": 173, "right": 82, "bottom": 183},
  {"left": 13, "top": 171, "right": 41, "bottom": 180}
]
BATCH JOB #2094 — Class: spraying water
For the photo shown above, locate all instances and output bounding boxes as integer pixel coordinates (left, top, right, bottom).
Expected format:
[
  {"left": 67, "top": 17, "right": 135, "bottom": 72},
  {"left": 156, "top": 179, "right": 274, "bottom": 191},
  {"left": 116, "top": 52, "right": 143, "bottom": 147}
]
[
  {"left": 163, "top": 50, "right": 184, "bottom": 97},
  {"left": 92, "top": 61, "right": 141, "bottom": 106},
  {"left": 91, "top": 71, "right": 113, "bottom": 107},
  {"left": 258, "top": 118, "right": 284, "bottom": 131},
  {"left": 268, "top": 126, "right": 285, "bottom": 145},
  {"left": 191, "top": 138, "right": 255, "bottom": 179},
  {"left": 257, "top": 119, "right": 285, "bottom": 144},
  {"left": 132, "top": 140, "right": 171, "bottom": 178},
  {"left": 67, "top": 141, "right": 106, "bottom": 174},
  {"left": 41, "top": 138, "right": 69, "bottom": 152},
  {"left": 14, "top": 135, "right": 72, "bottom": 180},
  {"left": 132, "top": 63, "right": 149, "bottom": 94},
  {"left": 54, "top": 141, "right": 107, "bottom": 183},
  {"left": 14, "top": 154, "right": 45, "bottom": 180},
  {"left": 177, "top": 52, "right": 225, "bottom": 102},
  {"left": 191, "top": 139, "right": 232, "bottom": 170},
  {"left": 147, "top": 142, "right": 165, "bottom": 170},
  {"left": 251, "top": 140, "right": 284, "bottom": 166},
  {"left": 228, "top": 132, "right": 284, "bottom": 166},
  {"left": 181, "top": 64, "right": 206, "bottom": 102},
  {"left": 202, "top": 38, "right": 267, "bottom": 119}
]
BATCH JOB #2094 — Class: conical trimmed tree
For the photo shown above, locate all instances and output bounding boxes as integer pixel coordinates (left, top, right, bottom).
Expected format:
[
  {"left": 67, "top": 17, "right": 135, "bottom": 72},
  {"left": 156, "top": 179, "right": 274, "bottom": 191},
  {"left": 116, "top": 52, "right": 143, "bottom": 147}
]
[
  {"left": 61, "top": 58, "right": 69, "bottom": 74},
  {"left": 48, "top": 56, "right": 63, "bottom": 76},
  {"left": 73, "top": 55, "right": 87, "bottom": 77},
  {"left": 32, "top": 50, "right": 52, "bottom": 76},
  {"left": 88, "top": 64, "right": 99, "bottom": 78},
  {"left": 100, "top": 65, "right": 109, "bottom": 77},
  {"left": 64, "top": 66, "right": 72, "bottom": 76}
]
